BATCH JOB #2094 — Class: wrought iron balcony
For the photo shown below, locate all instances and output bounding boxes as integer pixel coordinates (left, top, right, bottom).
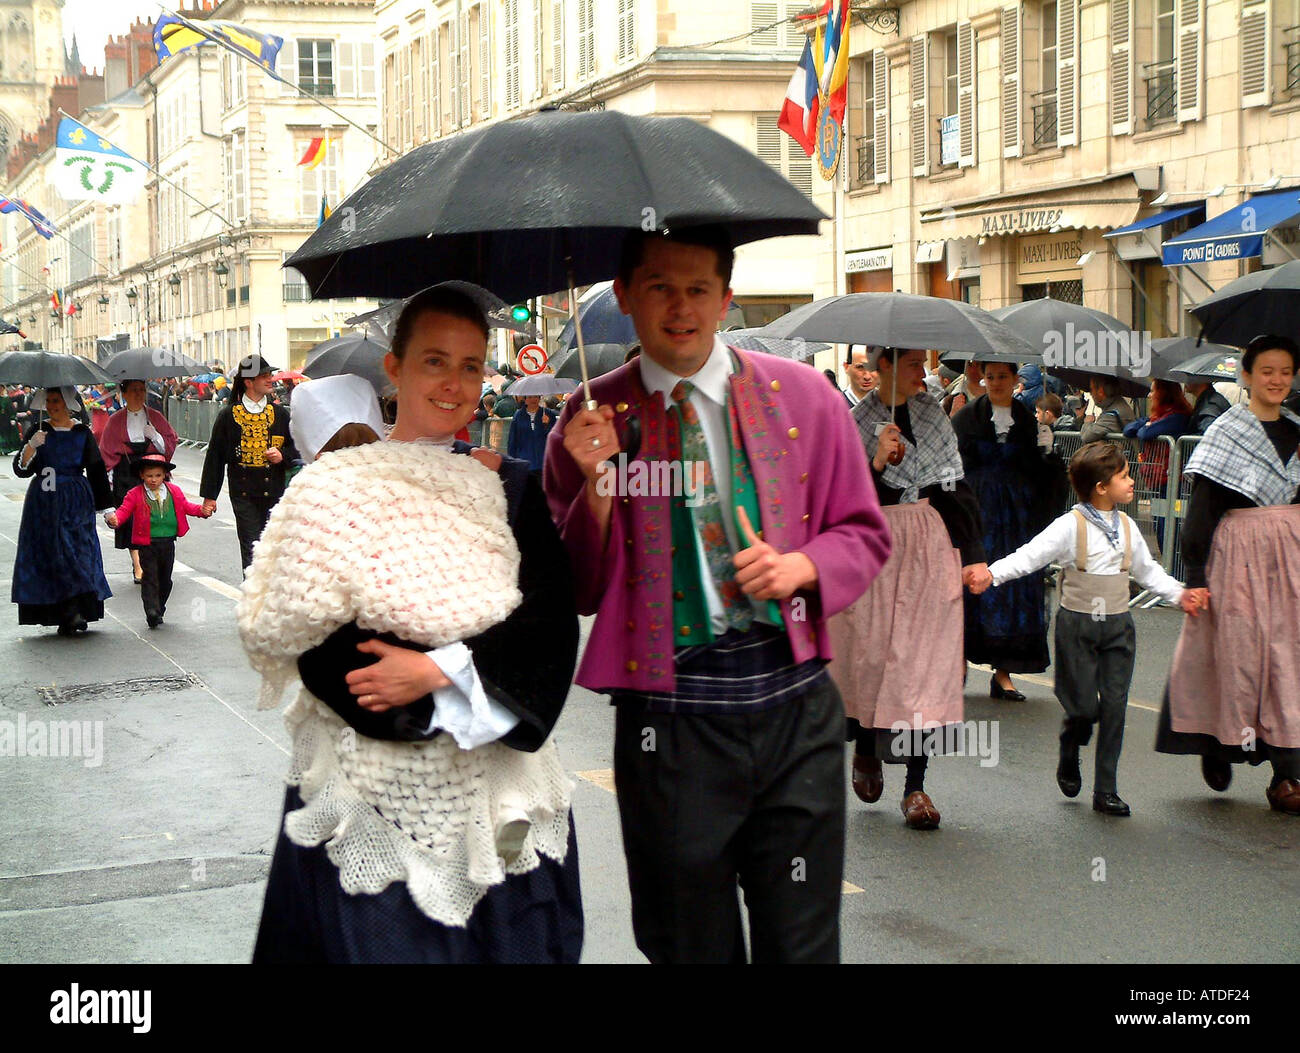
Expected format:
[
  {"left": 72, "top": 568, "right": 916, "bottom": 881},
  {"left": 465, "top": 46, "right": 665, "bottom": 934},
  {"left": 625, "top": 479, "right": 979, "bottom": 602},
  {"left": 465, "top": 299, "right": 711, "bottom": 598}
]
[
  {"left": 1285, "top": 28, "right": 1300, "bottom": 95},
  {"left": 1031, "top": 89, "right": 1058, "bottom": 147},
  {"left": 1143, "top": 60, "right": 1177, "bottom": 126},
  {"left": 854, "top": 135, "right": 875, "bottom": 184}
]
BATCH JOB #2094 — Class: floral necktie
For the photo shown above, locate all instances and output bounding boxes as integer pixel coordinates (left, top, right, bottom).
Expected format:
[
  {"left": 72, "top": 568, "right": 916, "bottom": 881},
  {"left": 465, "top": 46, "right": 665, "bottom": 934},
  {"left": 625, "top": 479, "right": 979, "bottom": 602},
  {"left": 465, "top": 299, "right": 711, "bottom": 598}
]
[{"left": 671, "top": 380, "right": 752, "bottom": 631}]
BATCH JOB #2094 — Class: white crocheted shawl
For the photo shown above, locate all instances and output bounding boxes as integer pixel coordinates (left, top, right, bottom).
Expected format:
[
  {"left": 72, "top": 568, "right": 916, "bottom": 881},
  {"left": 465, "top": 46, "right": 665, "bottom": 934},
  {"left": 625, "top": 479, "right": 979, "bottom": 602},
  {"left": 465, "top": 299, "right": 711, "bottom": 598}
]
[{"left": 236, "top": 441, "right": 571, "bottom": 928}]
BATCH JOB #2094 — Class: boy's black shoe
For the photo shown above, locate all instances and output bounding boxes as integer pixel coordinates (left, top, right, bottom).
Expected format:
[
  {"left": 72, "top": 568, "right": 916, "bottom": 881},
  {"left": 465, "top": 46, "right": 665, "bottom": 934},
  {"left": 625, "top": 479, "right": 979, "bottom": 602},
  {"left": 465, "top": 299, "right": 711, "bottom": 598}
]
[
  {"left": 146, "top": 612, "right": 163, "bottom": 629},
  {"left": 1056, "top": 742, "right": 1082, "bottom": 798},
  {"left": 1092, "top": 792, "right": 1131, "bottom": 817},
  {"left": 1201, "top": 755, "right": 1232, "bottom": 792}
]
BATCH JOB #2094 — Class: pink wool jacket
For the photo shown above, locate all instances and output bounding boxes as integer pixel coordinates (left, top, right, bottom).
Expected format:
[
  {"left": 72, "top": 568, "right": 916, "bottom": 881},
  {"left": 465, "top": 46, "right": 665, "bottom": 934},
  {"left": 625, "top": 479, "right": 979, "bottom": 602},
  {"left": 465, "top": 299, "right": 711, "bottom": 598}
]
[
  {"left": 99, "top": 407, "right": 179, "bottom": 472},
  {"left": 543, "top": 347, "right": 893, "bottom": 694},
  {"left": 113, "top": 482, "right": 205, "bottom": 547}
]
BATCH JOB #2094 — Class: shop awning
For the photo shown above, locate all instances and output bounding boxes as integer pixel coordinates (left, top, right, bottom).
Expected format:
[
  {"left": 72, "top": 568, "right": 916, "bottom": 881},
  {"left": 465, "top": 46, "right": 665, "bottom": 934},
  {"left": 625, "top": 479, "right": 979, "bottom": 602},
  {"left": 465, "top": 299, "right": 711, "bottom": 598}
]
[
  {"left": 1103, "top": 203, "right": 1204, "bottom": 238},
  {"left": 1162, "top": 189, "right": 1300, "bottom": 266}
]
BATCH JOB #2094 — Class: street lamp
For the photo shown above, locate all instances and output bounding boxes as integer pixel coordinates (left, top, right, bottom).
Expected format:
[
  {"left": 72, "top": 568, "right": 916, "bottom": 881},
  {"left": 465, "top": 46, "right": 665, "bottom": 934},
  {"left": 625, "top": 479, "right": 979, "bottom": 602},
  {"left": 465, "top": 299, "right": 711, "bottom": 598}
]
[
  {"left": 214, "top": 258, "right": 230, "bottom": 289},
  {"left": 98, "top": 294, "right": 110, "bottom": 312},
  {"left": 168, "top": 269, "right": 182, "bottom": 297},
  {"left": 126, "top": 285, "right": 138, "bottom": 304}
]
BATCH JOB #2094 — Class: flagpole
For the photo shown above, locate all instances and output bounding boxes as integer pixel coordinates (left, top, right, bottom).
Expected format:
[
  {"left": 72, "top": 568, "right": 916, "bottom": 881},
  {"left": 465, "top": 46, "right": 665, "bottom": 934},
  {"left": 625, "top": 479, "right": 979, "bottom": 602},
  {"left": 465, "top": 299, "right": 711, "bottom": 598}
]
[
  {"left": 57, "top": 109, "right": 237, "bottom": 233},
  {"left": 3, "top": 197, "right": 106, "bottom": 279},
  {"left": 156, "top": 5, "right": 402, "bottom": 160}
]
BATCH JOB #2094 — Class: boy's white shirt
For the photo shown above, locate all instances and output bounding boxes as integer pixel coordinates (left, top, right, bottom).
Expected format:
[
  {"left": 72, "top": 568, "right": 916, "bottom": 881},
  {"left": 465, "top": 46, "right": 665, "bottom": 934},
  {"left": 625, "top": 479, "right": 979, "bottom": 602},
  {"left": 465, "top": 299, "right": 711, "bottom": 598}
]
[{"left": 989, "top": 508, "right": 1185, "bottom": 606}]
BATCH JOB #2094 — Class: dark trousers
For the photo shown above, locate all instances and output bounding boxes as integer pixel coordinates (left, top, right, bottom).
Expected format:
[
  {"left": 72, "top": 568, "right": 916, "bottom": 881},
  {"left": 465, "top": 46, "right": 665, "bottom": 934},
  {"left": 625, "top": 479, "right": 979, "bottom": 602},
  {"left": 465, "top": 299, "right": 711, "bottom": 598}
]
[
  {"left": 1054, "top": 608, "right": 1136, "bottom": 795},
  {"left": 232, "top": 496, "right": 275, "bottom": 570},
  {"left": 612, "top": 676, "right": 845, "bottom": 964},
  {"left": 135, "top": 538, "right": 176, "bottom": 619}
]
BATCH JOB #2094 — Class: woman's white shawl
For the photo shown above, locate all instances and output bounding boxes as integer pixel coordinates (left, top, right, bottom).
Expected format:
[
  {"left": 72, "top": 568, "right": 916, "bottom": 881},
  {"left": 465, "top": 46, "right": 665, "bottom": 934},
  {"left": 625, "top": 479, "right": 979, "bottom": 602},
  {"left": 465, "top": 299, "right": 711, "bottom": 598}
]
[{"left": 237, "top": 441, "right": 571, "bottom": 927}]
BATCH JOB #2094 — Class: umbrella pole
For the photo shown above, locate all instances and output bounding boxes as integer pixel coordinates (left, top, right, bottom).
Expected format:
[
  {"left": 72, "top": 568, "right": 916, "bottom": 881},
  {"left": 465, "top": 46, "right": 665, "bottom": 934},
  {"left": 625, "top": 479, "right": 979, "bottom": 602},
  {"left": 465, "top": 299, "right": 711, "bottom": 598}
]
[{"left": 566, "top": 260, "right": 598, "bottom": 411}]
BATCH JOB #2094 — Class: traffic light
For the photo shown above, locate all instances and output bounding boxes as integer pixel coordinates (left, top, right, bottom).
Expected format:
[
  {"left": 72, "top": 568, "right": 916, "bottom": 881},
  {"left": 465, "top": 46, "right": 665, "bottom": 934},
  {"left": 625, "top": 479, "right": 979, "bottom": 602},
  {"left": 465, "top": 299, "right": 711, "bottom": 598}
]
[{"left": 510, "top": 303, "right": 533, "bottom": 324}]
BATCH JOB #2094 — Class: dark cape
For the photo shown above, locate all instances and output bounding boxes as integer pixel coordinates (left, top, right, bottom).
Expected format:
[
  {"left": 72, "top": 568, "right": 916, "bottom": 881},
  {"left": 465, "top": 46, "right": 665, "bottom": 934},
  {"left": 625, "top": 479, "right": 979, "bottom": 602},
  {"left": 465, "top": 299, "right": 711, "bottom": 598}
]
[
  {"left": 952, "top": 396, "right": 1068, "bottom": 672},
  {"left": 253, "top": 449, "right": 582, "bottom": 963},
  {"left": 11, "top": 423, "right": 113, "bottom": 626}
]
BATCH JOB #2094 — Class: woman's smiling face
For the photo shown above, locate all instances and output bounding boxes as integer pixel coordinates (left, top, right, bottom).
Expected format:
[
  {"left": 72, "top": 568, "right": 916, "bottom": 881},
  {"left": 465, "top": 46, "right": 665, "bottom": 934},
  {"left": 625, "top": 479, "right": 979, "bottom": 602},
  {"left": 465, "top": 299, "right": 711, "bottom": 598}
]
[{"left": 385, "top": 310, "right": 488, "bottom": 441}]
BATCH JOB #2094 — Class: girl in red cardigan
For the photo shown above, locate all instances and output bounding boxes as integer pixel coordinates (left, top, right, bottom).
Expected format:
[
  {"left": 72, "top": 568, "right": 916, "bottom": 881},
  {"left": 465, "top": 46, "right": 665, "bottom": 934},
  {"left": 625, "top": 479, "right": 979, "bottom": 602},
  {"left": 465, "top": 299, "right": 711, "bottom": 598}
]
[{"left": 105, "top": 453, "right": 211, "bottom": 628}]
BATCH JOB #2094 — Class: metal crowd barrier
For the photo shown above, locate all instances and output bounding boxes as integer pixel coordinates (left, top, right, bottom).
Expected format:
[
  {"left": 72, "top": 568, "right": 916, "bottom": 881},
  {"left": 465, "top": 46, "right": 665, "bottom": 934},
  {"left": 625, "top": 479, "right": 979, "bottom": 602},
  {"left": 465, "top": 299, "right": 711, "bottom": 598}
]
[{"left": 166, "top": 398, "right": 225, "bottom": 447}]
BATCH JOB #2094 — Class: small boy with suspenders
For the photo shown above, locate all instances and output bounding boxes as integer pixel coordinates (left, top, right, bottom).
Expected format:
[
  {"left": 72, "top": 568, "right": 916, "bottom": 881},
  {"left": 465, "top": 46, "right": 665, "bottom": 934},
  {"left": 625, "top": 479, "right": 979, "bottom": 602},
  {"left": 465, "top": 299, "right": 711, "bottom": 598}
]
[{"left": 970, "top": 442, "right": 1205, "bottom": 816}]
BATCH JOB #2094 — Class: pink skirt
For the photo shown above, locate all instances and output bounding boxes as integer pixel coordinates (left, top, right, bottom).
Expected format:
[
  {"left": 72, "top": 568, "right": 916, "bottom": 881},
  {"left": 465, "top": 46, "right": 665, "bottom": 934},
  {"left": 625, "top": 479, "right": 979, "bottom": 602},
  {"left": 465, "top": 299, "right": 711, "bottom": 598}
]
[
  {"left": 828, "top": 501, "right": 965, "bottom": 730},
  {"left": 1168, "top": 504, "right": 1300, "bottom": 749}
]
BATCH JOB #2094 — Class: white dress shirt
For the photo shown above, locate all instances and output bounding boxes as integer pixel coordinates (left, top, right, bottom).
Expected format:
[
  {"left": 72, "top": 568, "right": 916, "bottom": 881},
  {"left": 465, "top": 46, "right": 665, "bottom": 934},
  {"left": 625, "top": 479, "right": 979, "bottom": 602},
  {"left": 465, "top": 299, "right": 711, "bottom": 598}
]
[
  {"left": 241, "top": 395, "right": 267, "bottom": 414},
  {"left": 125, "top": 408, "right": 166, "bottom": 452},
  {"left": 639, "top": 335, "right": 774, "bottom": 634},
  {"left": 989, "top": 508, "right": 1184, "bottom": 606}
]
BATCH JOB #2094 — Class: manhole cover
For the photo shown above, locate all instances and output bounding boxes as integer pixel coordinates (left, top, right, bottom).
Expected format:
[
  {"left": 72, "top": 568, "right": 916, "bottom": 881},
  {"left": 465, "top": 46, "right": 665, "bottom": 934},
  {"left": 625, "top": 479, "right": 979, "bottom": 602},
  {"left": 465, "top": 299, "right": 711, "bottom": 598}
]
[{"left": 37, "top": 674, "right": 204, "bottom": 706}]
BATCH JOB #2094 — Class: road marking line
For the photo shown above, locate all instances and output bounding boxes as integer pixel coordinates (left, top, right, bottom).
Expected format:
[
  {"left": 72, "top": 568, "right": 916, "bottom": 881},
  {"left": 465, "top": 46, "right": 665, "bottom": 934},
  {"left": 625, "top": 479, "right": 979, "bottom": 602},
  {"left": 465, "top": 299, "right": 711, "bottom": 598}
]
[
  {"left": 120, "top": 832, "right": 175, "bottom": 842},
  {"left": 842, "top": 881, "right": 864, "bottom": 895},
  {"left": 968, "top": 663, "right": 1159, "bottom": 714},
  {"left": 217, "top": 518, "right": 236, "bottom": 527},
  {"left": 100, "top": 606, "right": 289, "bottom": 758},
  {"left": 194, "top": 575, "right": 242, "bottom": 601},
  {"left": 173, "top": 558, "right": 194, "bottom": 574},
  {"left": 574, "top": 768, "right": 616, "bottom": 794}
]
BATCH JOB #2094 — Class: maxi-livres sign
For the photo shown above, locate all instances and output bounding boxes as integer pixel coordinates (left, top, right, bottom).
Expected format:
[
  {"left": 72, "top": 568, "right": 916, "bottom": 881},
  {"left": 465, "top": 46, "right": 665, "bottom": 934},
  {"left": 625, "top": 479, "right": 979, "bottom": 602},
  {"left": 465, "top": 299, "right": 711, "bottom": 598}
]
[{"left": 980, "top": 208, "right": 1065, "bottom": 236}]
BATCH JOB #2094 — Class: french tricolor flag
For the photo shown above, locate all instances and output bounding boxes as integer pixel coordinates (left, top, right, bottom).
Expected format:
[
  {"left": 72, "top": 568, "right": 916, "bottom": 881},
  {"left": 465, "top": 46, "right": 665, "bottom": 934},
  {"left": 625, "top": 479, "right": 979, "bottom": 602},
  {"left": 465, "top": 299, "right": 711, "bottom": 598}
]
[{"left": 778, "top": 36, "right": 820, "bottom": 158}]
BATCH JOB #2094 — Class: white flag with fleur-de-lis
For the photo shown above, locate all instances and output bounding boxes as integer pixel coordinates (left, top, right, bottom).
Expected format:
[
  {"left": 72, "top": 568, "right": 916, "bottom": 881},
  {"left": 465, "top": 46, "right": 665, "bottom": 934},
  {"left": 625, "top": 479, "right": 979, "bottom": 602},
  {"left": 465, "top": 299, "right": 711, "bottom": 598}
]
[{"left": 53, "top": 118, "right": 147, "bottom": 204}]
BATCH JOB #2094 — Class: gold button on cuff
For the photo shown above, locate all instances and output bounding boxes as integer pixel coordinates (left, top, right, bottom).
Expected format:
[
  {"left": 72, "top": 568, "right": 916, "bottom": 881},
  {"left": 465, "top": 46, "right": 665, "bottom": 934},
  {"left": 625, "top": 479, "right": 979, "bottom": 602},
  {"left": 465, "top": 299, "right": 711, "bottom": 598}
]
[
  {"left": 626, "top": 660, "right": 638, "bottom": 672},
  {"left": 802, "top": 513, "right": 811, "bottom": 522},
  {"left": 800, "top": 472, "right": 809, "bottom": 483},
  {"left": 674, "top": 590, "right": 686, "bottom": 601},
  {"left": 626, "top": 620, "right": 636, "bottom": 630},
  {"left": 616, "top": 402, "right": 629, "bottom": 412},
  {"left": 679, "top": 626, "right": 691, "bottom": 637},
  {"left": 770, "top": 380, "right": 781, "bottom": 392},
  {"left": 787, "top": 427, "right": 799, "bottom": 439}
]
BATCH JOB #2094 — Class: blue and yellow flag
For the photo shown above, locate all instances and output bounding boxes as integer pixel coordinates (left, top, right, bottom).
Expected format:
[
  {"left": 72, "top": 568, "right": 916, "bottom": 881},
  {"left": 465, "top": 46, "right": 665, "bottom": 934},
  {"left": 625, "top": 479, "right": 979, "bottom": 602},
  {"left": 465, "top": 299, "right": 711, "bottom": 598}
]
[
  {"left": 153, "top": 15, "right": 284, "bottom": 71},
  {"left": 318, "top": 195, "right": 332, "bottom": 228}
]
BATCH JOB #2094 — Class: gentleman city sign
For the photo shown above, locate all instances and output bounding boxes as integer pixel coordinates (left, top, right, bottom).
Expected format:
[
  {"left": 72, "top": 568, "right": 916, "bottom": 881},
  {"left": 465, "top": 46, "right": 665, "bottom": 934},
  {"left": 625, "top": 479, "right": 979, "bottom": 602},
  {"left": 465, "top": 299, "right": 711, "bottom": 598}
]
[
  {"left": 980, "top": 207, "right": 1066, "bottom": 236},
  {"left": 816, "top": 91, "right": 843, "bottom": 181}
]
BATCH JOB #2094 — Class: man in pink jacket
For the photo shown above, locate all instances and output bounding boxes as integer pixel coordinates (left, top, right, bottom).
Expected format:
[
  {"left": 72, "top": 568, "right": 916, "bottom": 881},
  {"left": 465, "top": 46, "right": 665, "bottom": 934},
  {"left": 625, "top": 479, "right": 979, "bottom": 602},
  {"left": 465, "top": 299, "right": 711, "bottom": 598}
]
[{"left": 544, "top": 227, "right": 891, "bottom": 963}]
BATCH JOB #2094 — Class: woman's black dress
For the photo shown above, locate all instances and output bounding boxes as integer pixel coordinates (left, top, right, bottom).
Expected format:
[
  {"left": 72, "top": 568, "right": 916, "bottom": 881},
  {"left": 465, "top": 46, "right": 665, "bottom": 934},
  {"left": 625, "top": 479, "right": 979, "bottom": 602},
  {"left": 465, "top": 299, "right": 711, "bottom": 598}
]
[{"left": 252, "top": 450, "right": 583, "bottom": 963}]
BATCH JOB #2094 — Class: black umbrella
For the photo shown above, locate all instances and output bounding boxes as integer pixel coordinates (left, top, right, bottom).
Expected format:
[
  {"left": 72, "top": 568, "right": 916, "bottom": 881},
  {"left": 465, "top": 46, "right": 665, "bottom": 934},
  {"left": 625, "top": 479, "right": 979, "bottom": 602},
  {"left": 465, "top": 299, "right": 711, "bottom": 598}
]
[
  {"left": 1168, "top": 349, "right": 1241, "bottom": 383},
  {"left": 721, "top": 327, "right": 832, "bottom": 360},
  {"left": 989, "top": 299, "right": 1151, "bottom": 395},
  {"left": 287, "top": 110, "right": 825, "bottom": 305},
  {"left": 303, "top": 333, "right": 393, "bottom": 395},
  {"left": 551, "top": 343, "right": 631, "bottom": 381},
  {"left": 556, "top": 284, "right": 638, "bottom": 350},
  {"left": 0, "top": 349, "right": 110, "bottom": 387},
  {"left": 1148, "top": 336, "right": 1239, "bottom": 381},
  {"left": 103, "top": 346, "right": 207, "bottom": 381},
  {"left": 760, "top": 293, "right": 1039, "bottom": 362},
  {"left": 1189, "top": 258, "right": 1300, "bottom": 346}
]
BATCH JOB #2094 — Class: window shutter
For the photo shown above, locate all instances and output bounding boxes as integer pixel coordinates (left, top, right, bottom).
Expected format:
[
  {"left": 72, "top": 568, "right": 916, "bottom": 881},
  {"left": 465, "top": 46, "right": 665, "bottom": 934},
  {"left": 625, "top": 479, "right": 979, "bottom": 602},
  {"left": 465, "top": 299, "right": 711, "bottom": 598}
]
[
  {"left": 784, "top": 3, "right": 806, "bottom": 47},
  {"left": 338, "top": 41, "right": 356, "bottom": 96},
  {"left": 1110, "top": 0, "right": 1133, "bottom": 134},
  {"left": 1000, "top": 6, "right": 1022, "bottom": 157},
  {"left": 1057, "top": 0, "right": 1078, "bottom": 146},
  {"left": 398, "top": 45, "right": 410, "bottom": 145},
  {"left": 360, "top": 42, "right": 376, "bottom": 97},
  {"left": 553, "top": 0, "right": 564, "bottom": 89},
  {"left": 1241, "top": 0, "right": 1270, "bottom": 107},
  {"left": 756, "top": 114, "right": 782, "bottom": 169},
  {"left": 957, "top": 20, "right": 976, "bottom": 167},
  {"left": 582, "top": 0, "right": 595, "bottom": 78},
  {"left": 752, "top": 3, "right": 778, "bottom": 47},
  {"left": 506, "top": 0, "right": 520, "bottom": 109},
  {"left": 413, "top": 38, "right": 426, "bottom": 141},
  {"left": 279, "top": 39, "right": 297, "bottom": 95},
  {"left": 534, "top": 0, "right": 544, "bottom": 97},
  {"left": 1177, "top": 0, "right": 1204, "bottom": 122},
  {"left": 384, "top": 52, "right": 397, "bottom": 145},
  {"left": 619, "top": 0, "right": 635, "bottom": 61},
  {"left": 459, "top": 11, "right": 471, "bottom": 125},
  {"left": 787, "top": 137, "right": 813, "bottom": 196},
  {"left": 480, "top": 5, "right": 492, "bottom": 118},
  {"left": 431, "top": 27, "right": 441, "bottom": 134},
  {"left": 873, "top": 48, "right": 890, "bottom": 183},
  {"left": 910, "top": 35, "right": 929, "bottom": 176}
]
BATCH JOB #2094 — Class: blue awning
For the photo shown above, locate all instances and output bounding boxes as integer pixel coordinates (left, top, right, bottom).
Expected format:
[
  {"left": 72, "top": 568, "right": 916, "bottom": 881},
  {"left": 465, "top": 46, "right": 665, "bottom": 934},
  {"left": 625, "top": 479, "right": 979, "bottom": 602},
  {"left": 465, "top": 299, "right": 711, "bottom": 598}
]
[
  {"left": 1162, "top": 189, "right": 1300, "bottom": 266},
  {"left": 1103, "top": 203, "right": 1204, "bottom": 238}
]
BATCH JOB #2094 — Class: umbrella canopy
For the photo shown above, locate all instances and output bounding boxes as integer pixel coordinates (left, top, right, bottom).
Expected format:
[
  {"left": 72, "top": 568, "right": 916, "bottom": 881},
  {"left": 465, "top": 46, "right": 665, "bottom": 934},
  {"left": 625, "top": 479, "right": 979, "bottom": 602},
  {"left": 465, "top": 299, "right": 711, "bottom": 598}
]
[
  {"left": 272, "top": 370, "right": 308, "bottom": 382},
  {"left": 0, "top": 349, "right": 110, "bottom": 387},
  {"left": 720, "top": 327, "right": 832, "bottom": 360},
  {"left": 1189, "top": 258, "right": 1300, "bottom": 346},
  {"left": 989, "top": 298, "right": 1129, "bottom": 349},
  {"left": 304, "top": 333, "right": 393, "bottom": 395},
  {"left": 551, "top": 343, "right": 633, "bottom": 381},
  {"left": 759, "top": 293, "right": 1039, "bottom": 362},
  {"left": 286, "top": 109, "right": 826, "bottom": 304},
  {"left": 555, "top": 284, "right": 746, "bottom": 351},
  {"left": 1168, "top": 349, "right": 1241, "bottom": 382},
  {"left": 104, "top": 346, "right": 207, "bottom": 381},
  {"left": 506, "top": 374, "right": 578, "bottom": 397},
  {"left": 989, "top": 299, "right": 1150, "bottom": 394},
  {"left": 1148, "top": 336, "right": 1239, "bottom": 381}
]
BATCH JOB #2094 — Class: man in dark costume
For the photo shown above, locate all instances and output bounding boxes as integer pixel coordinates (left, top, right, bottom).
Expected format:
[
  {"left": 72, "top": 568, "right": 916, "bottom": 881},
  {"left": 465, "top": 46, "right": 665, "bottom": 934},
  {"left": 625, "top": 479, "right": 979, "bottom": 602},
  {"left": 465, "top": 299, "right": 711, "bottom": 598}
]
[{"left": 200, "top": 354, "right": 298, "bottom": 570}]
